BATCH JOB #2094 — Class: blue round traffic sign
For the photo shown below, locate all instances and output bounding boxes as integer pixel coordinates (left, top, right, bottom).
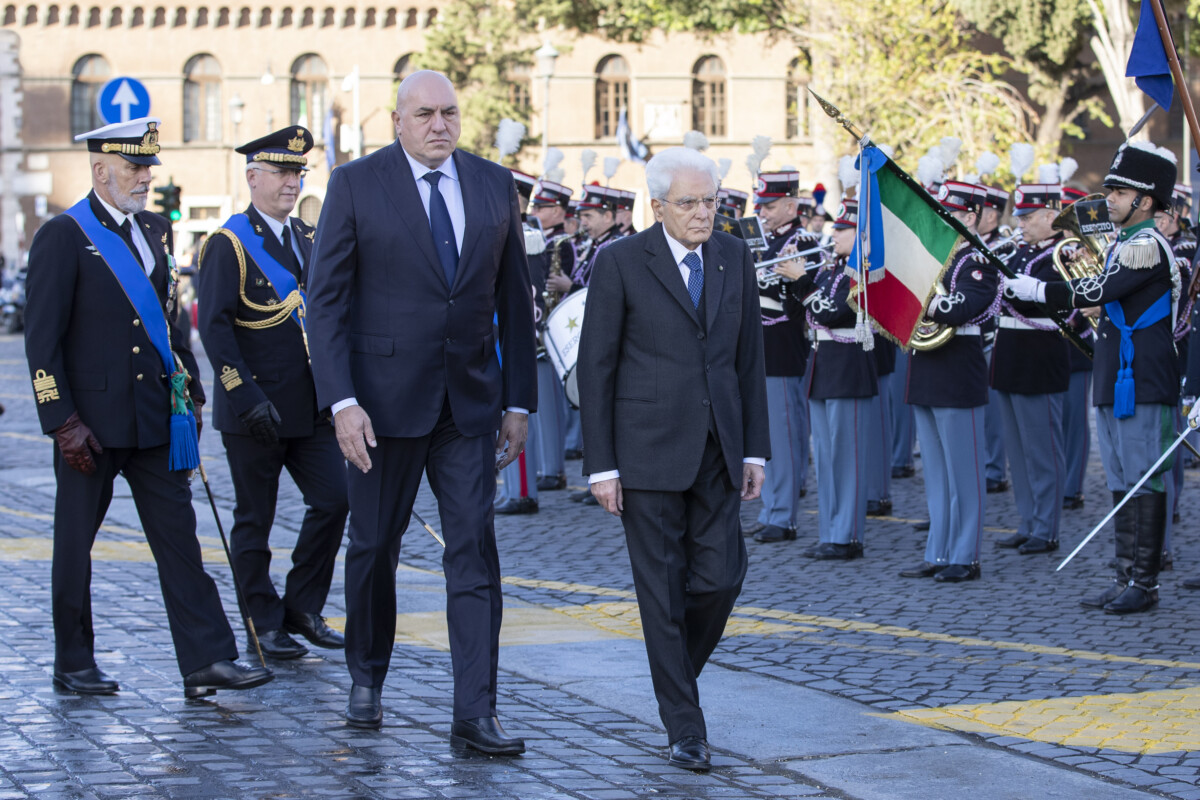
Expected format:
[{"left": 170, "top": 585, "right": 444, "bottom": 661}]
[{"left": 97, "top": 77, "right": 151, "bottom": 125}]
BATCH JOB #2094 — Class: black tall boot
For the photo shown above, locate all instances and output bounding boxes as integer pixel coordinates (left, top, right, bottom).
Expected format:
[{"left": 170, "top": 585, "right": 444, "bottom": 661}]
[
  {"left": 1081, "top": 491, "right": 1134, "bottom": 609},
  {"left": 1104, "top": 492, "right": 1165, "bottom": 615}
]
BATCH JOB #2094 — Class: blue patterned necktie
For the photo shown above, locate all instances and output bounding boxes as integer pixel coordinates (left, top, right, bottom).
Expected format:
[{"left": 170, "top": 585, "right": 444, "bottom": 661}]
[
  {"left": 422, "top": 171, "right": 459, "bottom": 287},
  {"left": 683, "top": 250, "right": 703, "bottom": 309}
]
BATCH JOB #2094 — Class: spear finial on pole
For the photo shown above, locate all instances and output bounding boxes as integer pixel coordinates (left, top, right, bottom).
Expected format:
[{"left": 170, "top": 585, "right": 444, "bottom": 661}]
[{"left": 808, "top": 88, "right": 867, "bottom": 143}]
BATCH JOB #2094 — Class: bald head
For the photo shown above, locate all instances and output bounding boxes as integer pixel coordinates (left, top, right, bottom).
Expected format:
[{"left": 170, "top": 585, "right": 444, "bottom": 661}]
[
  {"left": 90, "top": 152, "right": 152, "bottom": 214},
  {"left": 392, "top": 70, "right": 460, "bottom": 169}
]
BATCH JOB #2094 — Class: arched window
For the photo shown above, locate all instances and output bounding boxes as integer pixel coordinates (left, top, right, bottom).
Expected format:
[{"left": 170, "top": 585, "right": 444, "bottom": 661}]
[
  {"left": 173, "top": 5, "right": 187, "bottom": 26},
  {"left": 237, "top": 6, "right": 250, "bottom": 25},
  {"left": 45, "top": 4, "right": 60, "bottom": 24},
  {"left": 403, "top": 7, "right": 416, "bottom": 27},
  {"left": 424, "top": 7, "right": 436, "bottom": 25},
  {"left": 508, "top": 62, "right": 531, "bottom": 113},
  {"left": 342, "top": 7, "right": 354, "bottom": 26},
  {"left": 785, "top": 56, "right": 808, "bottom": 140},
  {"left": 2, "top": 5, "right": 15, "bottom": 25},
  {"left": 300, "top": 6, "right": 313, "bottom": 25},
  {"left": 594, "top": 55, "right": 629, "bottom": 139},
  {"left": 691, "top": 55, "right": 725, "bottom": 138},
  {"left": 183, "top": 54, "right": 221, "bottom": 142},
  {"left": 382, "top": 8, "right": 395, "bottom": 26},
  {"left": 279, "top": 6, "right": 292, "bottom": 25},
  {"left": 151, "top": 6, "right": 165, "bottom": 25},
  {"left": 70, "top": 54, "right": 109, "bottom": 136},
  {"left": 66, "top": 5, "right": 79, "bottom": 25},
  {"left": 290, "top": 54, "right": 327, "bottom": 133},
  {"left": 258, "top": 6, "right": 270, "bottom": 25},
  {"left": 128, "top": 6, "right": 143, "bottom": 26},
  {"left": 320, "top": 6, "right": 333, "bottom": 25},
  {"left": 107, "top": 5, "right": 120, "bottom": 25},
  {"left": 393, "top": 53, "right": 414, "bottom": 95},
  {"left": 362, "top": 7, "right": 375, "bottom": 26},
  {"left": 194, "top": 6, "right": 207, "bottom": 25},
  {"left": 85, "top": 6, "right": 100, "bottom": 26},
  {"left": 23, "top": 3, "right": 35, "bottom": 24},
  {"left": 216, "top": 7, "right": 229, "bottom": 26},
  {"left": 298, "top": 196, "right": 322, "bottom": 226}
]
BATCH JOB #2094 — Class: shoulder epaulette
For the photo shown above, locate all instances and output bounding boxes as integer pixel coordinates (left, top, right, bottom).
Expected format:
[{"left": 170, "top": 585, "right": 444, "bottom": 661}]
[{"left": 1116, "top": 232, "right": 1165, "bottom": 270}]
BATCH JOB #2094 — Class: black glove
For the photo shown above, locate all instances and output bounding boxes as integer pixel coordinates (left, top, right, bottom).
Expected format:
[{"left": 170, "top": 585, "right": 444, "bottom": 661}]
[
  {"left": 192, "top": 402, "right": 204, "bottom": 440},
  {"left": 54, "top": 411, "right": 103, "bottom": 475},
  {"left": 240, "top": 400, "right": 281, "bottom": 448}
]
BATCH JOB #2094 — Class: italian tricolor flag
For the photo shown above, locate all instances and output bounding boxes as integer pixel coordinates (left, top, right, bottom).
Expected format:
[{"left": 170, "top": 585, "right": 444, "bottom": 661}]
[{"left": 851, "top": 146, "right": 963, "bottom": 346}]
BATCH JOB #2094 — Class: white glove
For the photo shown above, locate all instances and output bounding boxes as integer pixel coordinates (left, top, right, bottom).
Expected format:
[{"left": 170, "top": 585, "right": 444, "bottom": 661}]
[
  {"left": 1003, "top": 274, "right": 1045, "bottom": 304},
  {"left": 1189, "top": 401, "right": 1200, "bottom": 430}
]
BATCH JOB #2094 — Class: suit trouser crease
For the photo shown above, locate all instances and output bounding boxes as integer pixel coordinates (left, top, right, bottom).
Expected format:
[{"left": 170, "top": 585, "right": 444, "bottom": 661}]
[
  {"left": 344, "top": 404, "right": 502, "bottom": 720},
  {"left": 810, "top": 397, "right": 868, "bottom": 544},
  {"left": 995, "top": 390, "right": 1064, "bottom": 541},
  {"left": 224, "top": 426, "right": 348, "bottom": 630},
  {"left": 621, "top": 435, "right": 746, "bottom": 742},
  {"left": 52, "top": 444, "right": 238, "bottom": 675},
  {"left": 914, "top": 406, "right": 986, "bottom": 566}
]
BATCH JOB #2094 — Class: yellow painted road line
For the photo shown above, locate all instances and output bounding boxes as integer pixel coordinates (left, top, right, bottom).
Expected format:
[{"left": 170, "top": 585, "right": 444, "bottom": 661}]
[
  {"left": 0, "top": 432, "right": 48, "bottom": 443},
  {"left": 884, "top": 687, "right": 1200, "bottom": 754},
  {"left": 0, "top": 374, "right": 31, "bottom": 380},
  {"left": 0, "top": 392, "right": 31, "bottom": 400}
]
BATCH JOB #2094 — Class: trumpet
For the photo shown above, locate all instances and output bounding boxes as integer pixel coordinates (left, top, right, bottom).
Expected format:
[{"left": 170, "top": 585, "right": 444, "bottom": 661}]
[{"left": 755, "top": 244, "right": 833, "bottom": 275}]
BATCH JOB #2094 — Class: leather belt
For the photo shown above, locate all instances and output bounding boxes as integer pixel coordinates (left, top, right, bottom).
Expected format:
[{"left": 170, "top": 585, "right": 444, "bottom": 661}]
[{"left": 815, "top": 327, "right": 858, "bottom": 341}]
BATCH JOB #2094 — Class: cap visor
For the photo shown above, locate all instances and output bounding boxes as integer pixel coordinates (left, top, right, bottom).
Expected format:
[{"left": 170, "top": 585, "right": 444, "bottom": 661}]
[{"left": 120, "top": 154, "right": 161, "bottom": 166}]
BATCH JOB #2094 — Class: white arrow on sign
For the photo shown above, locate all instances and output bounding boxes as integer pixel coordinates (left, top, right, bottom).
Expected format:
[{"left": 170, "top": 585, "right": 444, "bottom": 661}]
[{"left": 111, "top": 80, "right": 140, "bottom": 123}]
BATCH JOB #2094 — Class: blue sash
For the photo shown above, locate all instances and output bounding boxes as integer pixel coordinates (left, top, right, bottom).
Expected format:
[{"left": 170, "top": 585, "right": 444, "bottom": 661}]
[
  {"left": 64, "top": 199, "right": 199, "bottom": 470},
  {"left": 223, "top": 213, "right": 305, "bottom": 330},
  {"left": 1105, "top": 291, "right": 1171, "bottom": 420}
]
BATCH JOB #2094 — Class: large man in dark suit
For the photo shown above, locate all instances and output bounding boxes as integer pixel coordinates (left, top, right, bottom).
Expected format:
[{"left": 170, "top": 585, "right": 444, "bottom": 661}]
[
  {"left": 578, "top": 146, "right": 770, "bottom": 772},
  {"left": 23, "top": 117, "right": 272, "bottom": 698},
  {"left": 305, "top": 71, "right": 537, "bottom": 753},
  {"left": 197, "top": 127, "right": 349, "bottom": 661}
]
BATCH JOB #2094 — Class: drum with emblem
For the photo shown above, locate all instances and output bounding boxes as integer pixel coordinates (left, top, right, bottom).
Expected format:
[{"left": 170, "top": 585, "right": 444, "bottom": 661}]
[{"left": 543, "top": 288, "right": 588, "bottom": 408}]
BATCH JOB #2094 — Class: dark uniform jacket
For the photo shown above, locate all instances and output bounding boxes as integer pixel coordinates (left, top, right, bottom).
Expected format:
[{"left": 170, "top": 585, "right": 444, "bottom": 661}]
[
  {"left": 528, "top": 223, "right": 576, "bottom": 326},
  {"left": 24, "top": 191, "right": 204, "bottom": 448},
  {"left": 1044, "top": 220, "right": 1179, "bottom": 407},
  {"left": 798, "top": 261, "right": 878, "bottom": 400},
  {"left": 197, "top": 204, "right": 319, "bottom": 439},
  {"left": 757, "top": 218, "right": 814, "bottom": 377},
  {"left": 991, "top": 235, "right": 1070, "bottom": 395},
  {"left": 907, "top": 244, "right": 998, "bottom": 408},
  {"left": 1171, "top": 232, "right": 1195, "bottom": 376},
  {"left": 570, "top": 225, "right": 623, "bottom": 292}
]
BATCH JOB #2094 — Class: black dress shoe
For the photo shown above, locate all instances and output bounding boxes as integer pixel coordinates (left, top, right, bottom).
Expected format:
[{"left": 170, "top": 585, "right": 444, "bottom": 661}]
[
  {"left": 742, "top": 521, "right": 767, "bottom": 537},
  {"left": 450, "top": 716, "right": 525, "bottom": 755},
  {"left": 1062, "top": 494, "right": 1085, "bottom": 510},
  {"left": 667, "top": 736, "right": 711, "bottom": 772},
  {"left": 536, "top": 474, "right": 567, "bottom": 491},
  {"left": 754, "top": 524, "right": 796, "bottom": 544},
  {"left": 913, "top": 520, "right": 930, "bottom": 531},
  {"left": 495, "top": 497, "right": 538, "bottom": 515},
  {"left": 564, "top": 448, "right": 583, "bottom": 460},
  {"left": 256, "top": 628, "right": 309, "bottom": 660},
  {"left": 899, "top": 562, "right": 942, "bottom": 578},
  {"left": 53, "top": 666, "right": 119, "bottom": 695},
  {"left": 806, "top": 541, "right": 863, "bottom": 560},
  {"left": 892, "top": 465, "right": 916, "bottom": 479},
  {"left": 934, "top": 563, "right": 981, "bottom": 582},
  {"left": 346, "top": 684, "right": 383, "bottom": 729},
  {"left": 1104, "top": 584, "right": 1159, "bottom": 615},
  {"left": 866, "top": 498, "right": 893, "bottom": 517},
  {"left": 283, "top": 609, "right": 345, "bottom": 649},
  {"left": 182, "top": 660, "right": 273, "bottom": 698},
  {"left": 994, "top": 532, "right": 1028, "bottom": 549},
  {"left": 986, "top": 479, "right": 1009, "bottom": 494},
  {"left": 1080, "top": 581, "right": 1124, "bottom": 608},
  {"left": 1017, "top": 537, "right": 1059, "bottom": 555}
]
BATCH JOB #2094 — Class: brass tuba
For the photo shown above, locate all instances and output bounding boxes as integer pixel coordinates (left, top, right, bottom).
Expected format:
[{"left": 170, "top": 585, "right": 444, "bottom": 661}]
[
  {"left": 1051, "top": 193, "right": 1114, "bottom": 331},
  {"left": 909, "top": 284, "right": 956, "bottom": 351}
]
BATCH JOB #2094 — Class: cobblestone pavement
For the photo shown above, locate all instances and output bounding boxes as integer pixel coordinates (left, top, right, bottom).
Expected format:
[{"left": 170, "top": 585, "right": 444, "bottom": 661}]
[{"left": 2, "top": 331, "right": 1200, "bottom": 798}]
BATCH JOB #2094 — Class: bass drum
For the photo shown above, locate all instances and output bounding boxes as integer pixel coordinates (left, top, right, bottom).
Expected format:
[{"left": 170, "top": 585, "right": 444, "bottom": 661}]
[{"left": 543, "top": 288, "right": 587, "bottom": 408}]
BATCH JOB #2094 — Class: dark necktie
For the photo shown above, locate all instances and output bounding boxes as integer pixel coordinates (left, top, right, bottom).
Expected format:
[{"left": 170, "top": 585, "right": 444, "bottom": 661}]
[
  {"left": 118, "top": 218, "right": 148, "bottom": 273},
  {"left": 280, "top": 225, "right": 301, "bottom": 278},
  {"left": 422, "top": 171, "right": 459, "bottom": 288},
  {"left": 684, "top": 251, "right": 703, "bottom": 309}
]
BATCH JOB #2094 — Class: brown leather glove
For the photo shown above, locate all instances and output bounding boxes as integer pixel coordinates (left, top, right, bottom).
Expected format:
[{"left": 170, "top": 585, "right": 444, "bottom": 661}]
[
  {"left": 193, "top": 402, "right": 204, "bottom": 440},
  {"left": 53, "top": 411, "right": 102, "bottom": 475}
]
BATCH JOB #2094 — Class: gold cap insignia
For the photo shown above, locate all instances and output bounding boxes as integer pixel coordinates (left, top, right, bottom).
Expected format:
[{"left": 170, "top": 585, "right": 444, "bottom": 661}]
[{"left": 287, "top": 129, "right": 306, "bottom": 153}]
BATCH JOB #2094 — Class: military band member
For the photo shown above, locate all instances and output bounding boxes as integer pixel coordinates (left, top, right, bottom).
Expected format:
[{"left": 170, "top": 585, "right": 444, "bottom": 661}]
[
  {"left": 978, "top": 183, "right": 1015, "bottom": 494},
  {"left": 717, "top": 187, "right": 749, "bottom": 218},
  {"left": 564, "top": 184, "right": 626, "bottom": 292},
  {"left": 1008, "top": 141, "right": 1181, "bottom": 614},
  {"left": 196, "top": 127, "right": 349, "bottom": 659},
  {"left": 25, "top": 118, "right": 272, "bottom": 696},
  {"left": 794, "top": 199, "right": 875, "bottom": 560},
  {"left": 1059, "top": 186, "right": 1095, "bottom": 512},
  {"left": 528, "top": 179, "right": 576, "bottom": 493},
  {"left": 991, "top": 177, "right": 1071, "bottom": 555},
  {"left": 745, "top": 170, "right": 815, "bottom": 543},
  {"left": 899, "top": 182, "right": 999, "bottom": 582},
  {"left": 615, "top": 189, "right": 639, "bottom": 236},
  {"left": 1158, "top": 182, "right": 1195, "bottom": 538}
]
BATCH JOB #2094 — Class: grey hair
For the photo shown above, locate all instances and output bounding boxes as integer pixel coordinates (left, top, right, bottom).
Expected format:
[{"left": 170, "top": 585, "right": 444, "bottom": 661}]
[{"left": 645, "top": 146, "right": 720, "bottom": 201}]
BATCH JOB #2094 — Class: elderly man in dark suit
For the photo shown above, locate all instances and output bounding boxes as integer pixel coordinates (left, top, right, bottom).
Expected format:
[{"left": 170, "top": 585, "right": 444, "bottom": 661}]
[
  {"left": 578, "top": 146, "right": 770, "bottom": 772},
  {"left": 305, "top": 71, "right": 537, "bottom": 754}
]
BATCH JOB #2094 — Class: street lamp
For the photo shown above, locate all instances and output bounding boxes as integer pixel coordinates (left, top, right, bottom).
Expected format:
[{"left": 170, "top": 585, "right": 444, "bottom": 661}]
[
  {"left": 535, "top": 40, "right": 559, "bottom": 166},
  {"left": 229, "top": 93, "right": 245, "bottom": 208}
]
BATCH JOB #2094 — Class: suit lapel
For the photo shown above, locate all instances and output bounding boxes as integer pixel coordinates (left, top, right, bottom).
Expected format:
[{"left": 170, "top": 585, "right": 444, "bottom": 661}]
[
  {"left": 645, "top": 224, "right": 701, "bottom": 326},
  {"left": 453, "top": 150, "right": 482, "bottom": 285},
  {"left": 702, "top": 235, "right": 726, "bottom": 333},
  {"left": 371, "top": 140, "right": 444, "bottom": 283}
]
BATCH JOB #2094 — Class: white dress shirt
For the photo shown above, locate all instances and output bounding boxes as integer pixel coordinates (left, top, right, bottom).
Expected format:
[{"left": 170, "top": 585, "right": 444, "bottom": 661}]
[
  {"left": 254, "top": 205, "right": 305, "bottom": 267},
  {"left": 96, "top": 194, "right": 155, "bottom": 276},
  {"left": 589, "top": 230, "right": 765, "bottom": 484},
  {"left": 331, "top": 146, "right": 526, "bottom": 418}
]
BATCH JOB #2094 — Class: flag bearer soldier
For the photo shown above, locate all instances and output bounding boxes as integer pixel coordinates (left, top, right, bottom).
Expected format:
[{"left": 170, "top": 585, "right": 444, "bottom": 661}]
[
  {"left": 991, "top": 176, "right": 1071, "bottom": 555},
  {"left": 899, "top": 181, "right": 999, "bottom": 582},
  {"left": 745, "top": 169, "right": 815, "bottom": 543},
  {"left": 197, "top": 127, "right": 350, "bottom": 658},
  {"left": 978, "top": 182, "right": 1016, "bottom": 494},
  {"left": 25, "top": 117, "right": 272, "bottom": 696},
  {"left": 1008, "top": 141, "right": 1181, "bottom": 614},
  {"left": 528, "top": 179, "right": 576, "bottom": 493}
]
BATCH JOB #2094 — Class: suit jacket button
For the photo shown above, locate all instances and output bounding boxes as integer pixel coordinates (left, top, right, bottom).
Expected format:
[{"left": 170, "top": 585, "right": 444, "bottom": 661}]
[
  {"left": 702, "top": 399, "right": 710, "bottom": 407},
  {"left": 696, "top": 332, "right": 704, "bottom": 340},
  {"left": 133, "top": 319, "right": 141, "bottom": 327},
  {"left": 132, "top": 346, "right": 140, "bottom": 354},
  {"left": 136, "top": 373, "right": 144, "bottom": 381}
]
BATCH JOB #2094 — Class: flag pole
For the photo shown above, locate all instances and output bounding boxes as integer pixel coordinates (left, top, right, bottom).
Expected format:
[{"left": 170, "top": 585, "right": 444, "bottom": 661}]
[
  {"left": 1146, "top": 0, "right": 1200, "bottom": 154},
  {"left": 809, "top": 89, "right": 1093, "bottom": 359}
]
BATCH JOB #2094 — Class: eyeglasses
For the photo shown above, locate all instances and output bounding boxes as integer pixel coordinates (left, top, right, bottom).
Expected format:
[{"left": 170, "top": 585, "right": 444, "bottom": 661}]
[
  {"left": 251, "top": 166, "right": 306, "bottom": 177},
  {"left": 660, "top": 195, "right": 718, "bottom": 213}
]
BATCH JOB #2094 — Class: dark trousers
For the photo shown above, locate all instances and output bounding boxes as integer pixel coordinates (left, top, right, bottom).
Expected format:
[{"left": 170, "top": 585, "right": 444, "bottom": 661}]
[
  {"left": 52, "top": 443, "right": 238, "bottom": 676},
  {"left": 344, "top": 400, "right": 501, "bottom": 721},
  {"left": 620, "top": 434, "right": 747, "bottom": 742},
  {"left": 223, "top": 424, "right": 348, "bottom": 631}
]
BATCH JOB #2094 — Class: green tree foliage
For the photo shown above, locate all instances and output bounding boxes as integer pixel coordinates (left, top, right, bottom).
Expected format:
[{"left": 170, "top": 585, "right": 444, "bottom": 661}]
[{"left": 416, "top": 0, "right": 535, "bottom": 161}]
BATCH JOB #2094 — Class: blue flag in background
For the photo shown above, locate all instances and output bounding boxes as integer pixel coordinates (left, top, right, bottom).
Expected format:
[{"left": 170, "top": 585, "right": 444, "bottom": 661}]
[
  {"left": 850, "top": 146, "right": 888, "bottom": 283},
  {"left": 324, "top": 105, "right": 336, "bottom": 171},
  {"left": 1126, "top": 0, "right": 1175, "bottom": 110}
]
